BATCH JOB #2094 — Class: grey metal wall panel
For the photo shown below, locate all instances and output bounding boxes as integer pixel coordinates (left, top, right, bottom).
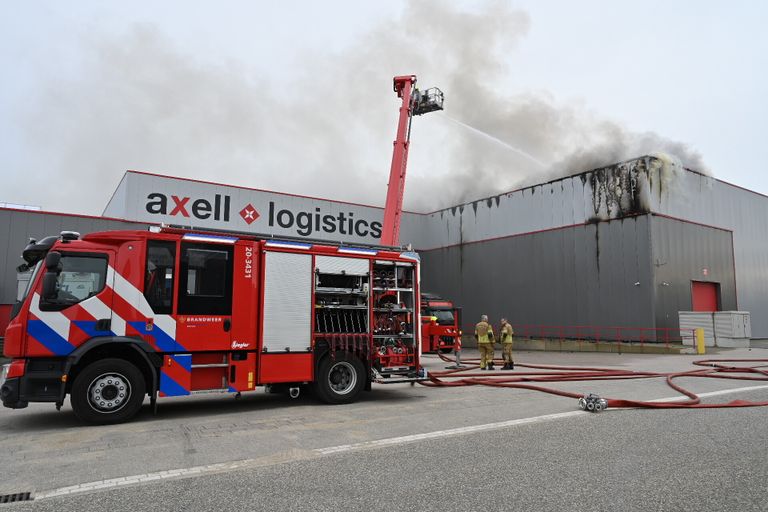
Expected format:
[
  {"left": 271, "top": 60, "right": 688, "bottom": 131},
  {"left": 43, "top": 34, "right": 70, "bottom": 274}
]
[
  {"left": 572, "top": 225, "right": 590, "bottom": 327},
  {"left": 417, "top": 155, "right": 768, "bottom": 337},
  {"left": 634, "top": 161, "right": 768, "bottom": 336},
  {"left": 651, "top": 215, "right": 737, "bottom": 333},
  {"left": 262, "top": 251, "right": 312, "bottom": 352},
  {"left": 420, "top": 216, "right": 655, "bottom": 339},
  {"left": 0, "top": 211, "right": 11, "bottom": 303},
  {"left": 621, "top": 217, "right": 644, "bottom": 326},
  {"left": 548, "top": 229, "right": 567, "bottom": 325},
  {"left": 5, "top": 212, "right": 35, "bottom": 304},
  {"left": 560, "top": 226, "right": 578, "bottom": 326},
  {"left": 0, "top": 209, "right": 149, "bottom": 305}
]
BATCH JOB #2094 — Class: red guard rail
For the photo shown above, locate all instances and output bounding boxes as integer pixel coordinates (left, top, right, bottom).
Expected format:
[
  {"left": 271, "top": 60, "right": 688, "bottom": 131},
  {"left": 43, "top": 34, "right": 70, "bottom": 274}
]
[{"left": 504, "top": 324, "right": 697, "bottom": 348}]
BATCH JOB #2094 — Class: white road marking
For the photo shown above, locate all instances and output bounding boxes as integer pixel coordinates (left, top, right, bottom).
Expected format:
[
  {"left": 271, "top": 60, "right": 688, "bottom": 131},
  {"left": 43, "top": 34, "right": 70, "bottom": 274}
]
[
  {"left": 35, "top": 459, "right": 286, "bottom": 500},
  {"left": 315, "top": 411, "right": 585, "bottom": 455},
  {"left": 647, "top": 384, "right": 768, "bottom": 403},
  {"left": 34, "top": 383, "right": 768, "bottom": 501},
  {"left": 316, "top": 384, "right": 768, "bottom": 455}
]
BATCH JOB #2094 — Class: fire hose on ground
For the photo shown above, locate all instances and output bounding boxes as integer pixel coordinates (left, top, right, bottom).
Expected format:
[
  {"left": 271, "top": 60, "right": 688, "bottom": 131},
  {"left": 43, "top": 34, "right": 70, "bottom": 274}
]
[{"left": 418, "top": 352, "right": 768, "bottom": 411}]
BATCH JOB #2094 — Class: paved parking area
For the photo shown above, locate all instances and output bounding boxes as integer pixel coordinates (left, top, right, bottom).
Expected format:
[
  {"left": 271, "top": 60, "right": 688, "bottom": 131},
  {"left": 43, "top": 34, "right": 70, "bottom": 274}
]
[{"left": 1, "top": 347, "right": 766, "bottom": 509}]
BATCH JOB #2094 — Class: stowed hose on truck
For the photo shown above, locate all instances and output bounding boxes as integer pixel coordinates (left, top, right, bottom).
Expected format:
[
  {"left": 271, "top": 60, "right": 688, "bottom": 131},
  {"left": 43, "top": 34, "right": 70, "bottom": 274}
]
[{"left": 419, "top": 352, "right": 768, "bottom": 411}]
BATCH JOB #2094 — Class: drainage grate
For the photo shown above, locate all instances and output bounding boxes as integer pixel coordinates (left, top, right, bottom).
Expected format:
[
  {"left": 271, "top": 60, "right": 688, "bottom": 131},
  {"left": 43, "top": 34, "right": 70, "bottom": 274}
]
[{"left": 0, "top": 492, "right": 33, "bottom": 504}]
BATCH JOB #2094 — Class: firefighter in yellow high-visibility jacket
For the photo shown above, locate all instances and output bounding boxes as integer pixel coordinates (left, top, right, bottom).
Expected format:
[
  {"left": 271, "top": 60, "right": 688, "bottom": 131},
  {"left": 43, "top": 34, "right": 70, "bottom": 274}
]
[
  {"left": 475, "top": 315, "right": 495, "bottom": 370},
  {"left": 500, "top": 318, "right": 515, "bottom": 370}
]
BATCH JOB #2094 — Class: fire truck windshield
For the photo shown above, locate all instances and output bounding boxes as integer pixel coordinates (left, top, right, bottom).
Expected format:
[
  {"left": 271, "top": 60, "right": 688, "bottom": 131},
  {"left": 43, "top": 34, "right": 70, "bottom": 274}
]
[
  {"left": 429, "top": 309, "right": 455, "bottom": 325},
  {"left": 19, "top": 262, "right": 42, "bottom": 304},
  {"left": 52, "top": 256, "right": 109, "bottom": 303}
]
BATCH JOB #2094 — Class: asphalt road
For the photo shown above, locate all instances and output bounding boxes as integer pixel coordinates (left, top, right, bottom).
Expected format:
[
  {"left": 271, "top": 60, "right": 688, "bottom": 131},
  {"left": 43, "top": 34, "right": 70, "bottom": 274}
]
[{"left": 2, "top": 348, "right": 767, "bottom": 511}]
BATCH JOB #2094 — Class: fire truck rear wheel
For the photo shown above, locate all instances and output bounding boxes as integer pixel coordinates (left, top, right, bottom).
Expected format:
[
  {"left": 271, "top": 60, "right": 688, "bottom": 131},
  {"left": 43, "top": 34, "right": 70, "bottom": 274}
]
[
  {"left": 70, "top": 358, "right": 146, "bottom": 425},
  {"left": 439, "top": 347, "right": 454, "bottom": 354},
  {"left": 314, "top": 352, "right": 365, "bottom": 404}
]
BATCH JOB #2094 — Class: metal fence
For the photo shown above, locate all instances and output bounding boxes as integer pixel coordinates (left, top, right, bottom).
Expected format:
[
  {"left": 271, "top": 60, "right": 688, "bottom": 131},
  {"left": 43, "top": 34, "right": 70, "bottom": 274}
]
[{"left": 511, "top": 324, "right": 695, "bottom": 347}]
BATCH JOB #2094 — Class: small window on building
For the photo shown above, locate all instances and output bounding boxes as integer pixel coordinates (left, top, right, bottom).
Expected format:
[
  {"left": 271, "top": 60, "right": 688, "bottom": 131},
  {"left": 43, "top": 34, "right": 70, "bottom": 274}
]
[
  {"left": 144, "top": 241, "right": 176, "bottom": 314},
  {"left": 178, "top": 243, "right": 233, "bottom": 315}
]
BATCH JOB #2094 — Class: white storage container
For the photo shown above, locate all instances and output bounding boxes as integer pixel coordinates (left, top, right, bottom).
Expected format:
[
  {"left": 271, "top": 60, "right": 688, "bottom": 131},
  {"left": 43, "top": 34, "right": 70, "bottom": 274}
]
[
  {"left": 679, "top": 312, "right": 715, "bottom": 347},
  {"left": 713, "top": 311, "right": 751, "bottom": 348}
]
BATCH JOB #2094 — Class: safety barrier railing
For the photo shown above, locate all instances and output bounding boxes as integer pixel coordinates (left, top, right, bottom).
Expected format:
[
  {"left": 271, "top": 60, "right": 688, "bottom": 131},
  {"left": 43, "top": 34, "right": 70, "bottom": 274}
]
[{"left": 506, "top": 324, "right": 696, "bottom": 348}]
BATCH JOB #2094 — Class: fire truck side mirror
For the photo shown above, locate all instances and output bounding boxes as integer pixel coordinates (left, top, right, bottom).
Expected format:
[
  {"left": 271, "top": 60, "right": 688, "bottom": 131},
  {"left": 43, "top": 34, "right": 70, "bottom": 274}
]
[
  {"left": 42, "top": 273, "right": 58, "bottom": 300},
  {"left": 44, "top": 251, "right": 61, "bottom": 270},
  {"left": 41, "top": 251, "right": 62, "bottom": 300}
]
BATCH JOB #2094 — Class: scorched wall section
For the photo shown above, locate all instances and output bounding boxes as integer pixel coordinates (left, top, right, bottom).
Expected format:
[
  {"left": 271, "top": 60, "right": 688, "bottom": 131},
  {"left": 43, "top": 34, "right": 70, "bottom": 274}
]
[{"left": 415, "top": 157, "right": 654, "bottom": 251}]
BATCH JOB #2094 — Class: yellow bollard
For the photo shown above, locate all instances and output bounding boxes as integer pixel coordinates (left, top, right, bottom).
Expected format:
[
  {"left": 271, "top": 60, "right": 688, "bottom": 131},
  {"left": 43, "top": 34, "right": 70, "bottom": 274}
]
[{"left": 695, "top": 328, "right": 706, "bottom": 355}]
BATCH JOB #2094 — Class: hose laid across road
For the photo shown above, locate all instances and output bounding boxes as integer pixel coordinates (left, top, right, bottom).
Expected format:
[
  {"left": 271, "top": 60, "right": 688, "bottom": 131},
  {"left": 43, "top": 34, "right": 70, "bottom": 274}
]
[{"left": 420, "top": 353, "right": 768, "bottom": 409}]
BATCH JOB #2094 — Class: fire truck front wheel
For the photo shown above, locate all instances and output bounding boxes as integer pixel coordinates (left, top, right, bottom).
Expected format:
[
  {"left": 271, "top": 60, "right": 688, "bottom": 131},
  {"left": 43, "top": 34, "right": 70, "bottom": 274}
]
[
  {"left": 314, "top": 352, "right": 365, "bottom": 404},
  {"left": 70, "top": 358, "right": 146, "bottom": 424}
]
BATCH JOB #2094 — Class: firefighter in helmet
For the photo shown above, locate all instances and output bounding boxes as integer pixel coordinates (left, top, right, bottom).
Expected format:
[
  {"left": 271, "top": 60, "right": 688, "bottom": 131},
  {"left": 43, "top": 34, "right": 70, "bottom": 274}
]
[
  {"left": 475, "top": 314, "right": 495, "bottom": 370},
  {"left": 500, "top": 317, "right": 514, "bottom": 370}
]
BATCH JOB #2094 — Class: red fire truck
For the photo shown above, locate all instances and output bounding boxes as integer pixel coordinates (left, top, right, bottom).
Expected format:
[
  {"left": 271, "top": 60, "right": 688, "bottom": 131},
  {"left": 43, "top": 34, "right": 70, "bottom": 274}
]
[
  {"left": 420, "top": 293, "right": 461, "bottom": 353},
  {"left": 0, "top": 228, "right": 423, "bottom": 423},
  {"left": 1, "top": 75, "right": 444, "bottom": 424}
]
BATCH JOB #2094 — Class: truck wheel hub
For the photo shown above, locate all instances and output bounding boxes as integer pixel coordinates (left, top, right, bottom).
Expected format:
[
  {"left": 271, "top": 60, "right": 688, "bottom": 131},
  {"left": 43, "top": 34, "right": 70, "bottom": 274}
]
[
  {"left": 88, "top": 373, "right": 130, "bottom": 412},
  {"left": 328, "top": 362, "right": 356, "bottom": 394}
]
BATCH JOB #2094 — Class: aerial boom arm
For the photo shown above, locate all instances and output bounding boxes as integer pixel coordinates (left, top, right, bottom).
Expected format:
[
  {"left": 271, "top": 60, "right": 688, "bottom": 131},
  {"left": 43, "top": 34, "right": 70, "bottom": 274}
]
[
  {"left": 381, "top": 75, "right": 416, "bottom": 247},
  {"left": 381, "top": 75, "right": 444, "bottom": 247}
]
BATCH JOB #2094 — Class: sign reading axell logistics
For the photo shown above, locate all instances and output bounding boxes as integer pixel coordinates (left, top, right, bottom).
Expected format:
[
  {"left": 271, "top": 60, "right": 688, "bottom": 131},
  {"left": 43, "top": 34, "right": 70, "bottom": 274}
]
[{"left": 103, "top": 171, "right": 409, "bottom": 245}]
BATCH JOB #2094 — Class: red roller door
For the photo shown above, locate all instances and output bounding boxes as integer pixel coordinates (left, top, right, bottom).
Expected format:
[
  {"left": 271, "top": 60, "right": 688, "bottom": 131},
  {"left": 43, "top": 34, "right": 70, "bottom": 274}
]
[{"left": 691, "top": 281, "right": 719, "bottom": 311}]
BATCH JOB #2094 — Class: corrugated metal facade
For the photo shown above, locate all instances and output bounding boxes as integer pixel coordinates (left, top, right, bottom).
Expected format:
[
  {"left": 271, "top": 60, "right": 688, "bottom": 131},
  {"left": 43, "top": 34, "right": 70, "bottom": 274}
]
[
  {"left": 646, "top": 170, "right": 768, "bottom": 336},
  {"left": 420, "top": 216, "right": 656, "bottom": 338},
  {"left": 649, "top": 216, "right": 737, "bottom": 331},
  {"left": 417, "top": 156, "right": 761, "bottom": 338},
  {"left": 2, "top": 155, "right": 767, "bottom": 339}
]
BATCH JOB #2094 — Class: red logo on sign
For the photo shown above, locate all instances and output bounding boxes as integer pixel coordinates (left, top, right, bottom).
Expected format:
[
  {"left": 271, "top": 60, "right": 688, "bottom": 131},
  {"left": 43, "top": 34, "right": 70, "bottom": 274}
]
[
  {"left": 239, "top": 204, "right": 260, "bottom": 225},
  {"left": 170, "top": 195, "right": 190, "bottom": 217}
]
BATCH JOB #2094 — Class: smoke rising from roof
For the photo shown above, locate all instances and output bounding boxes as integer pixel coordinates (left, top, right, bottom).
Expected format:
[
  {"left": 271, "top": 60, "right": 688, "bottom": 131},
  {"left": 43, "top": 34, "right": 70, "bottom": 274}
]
[{"left": 8, "top": 1, "right": 706, "bottom": 215}]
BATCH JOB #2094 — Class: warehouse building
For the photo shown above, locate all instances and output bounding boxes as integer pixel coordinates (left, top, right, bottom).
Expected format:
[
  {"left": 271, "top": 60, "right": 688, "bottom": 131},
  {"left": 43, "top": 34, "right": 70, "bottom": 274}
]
[
  {"left": 417, "top": 156, "right": 756, "bottom": 340},
  {"left": 1, "top": 155, "right": 766, "bottom": 339}
]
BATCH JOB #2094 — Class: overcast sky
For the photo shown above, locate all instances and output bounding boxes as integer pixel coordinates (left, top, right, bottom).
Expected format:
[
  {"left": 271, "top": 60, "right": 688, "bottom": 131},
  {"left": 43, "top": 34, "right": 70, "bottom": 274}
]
[{"left": 1, "top": 1, "right": 766, "bottom": 215}]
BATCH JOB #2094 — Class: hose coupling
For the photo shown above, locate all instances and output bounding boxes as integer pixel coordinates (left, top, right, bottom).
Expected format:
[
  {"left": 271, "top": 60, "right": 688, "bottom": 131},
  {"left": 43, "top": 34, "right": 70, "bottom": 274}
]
[{"left": 578, "top": 393, "right": 608, "bottom": 413}]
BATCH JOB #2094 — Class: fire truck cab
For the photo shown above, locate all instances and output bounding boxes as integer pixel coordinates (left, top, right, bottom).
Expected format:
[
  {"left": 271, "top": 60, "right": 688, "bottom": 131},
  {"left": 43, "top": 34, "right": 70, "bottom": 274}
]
[
  {"left": 0, "top": 228, "right": 423, "bottom": 424},
  {"left": 420, "top": 293, "right": 461, "bottom": 353}
]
